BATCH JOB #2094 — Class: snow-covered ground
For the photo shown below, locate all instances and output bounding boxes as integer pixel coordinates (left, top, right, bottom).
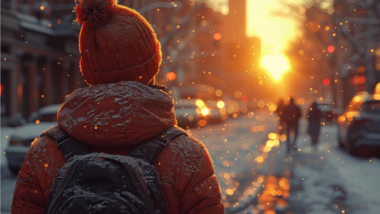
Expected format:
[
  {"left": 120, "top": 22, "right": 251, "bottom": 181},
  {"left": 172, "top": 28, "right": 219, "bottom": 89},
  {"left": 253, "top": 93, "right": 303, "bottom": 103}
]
[
  {"left": 290, "top": 123, "right": 380, "bottom": 214},
  {"left": 1, "top": 127, "right": 14, "bottom": 168},
  {"left": 190, "top": 112, "right": 281, "bottom": 212},
  {"left": 1, "top": 126, "right": 16, "bottom": 213},
  {"left": 1, "top": 112, "right": 379, "bottom": 214},
  {"left": 191, "top": 113, "right": 380, "bottom": 214}
]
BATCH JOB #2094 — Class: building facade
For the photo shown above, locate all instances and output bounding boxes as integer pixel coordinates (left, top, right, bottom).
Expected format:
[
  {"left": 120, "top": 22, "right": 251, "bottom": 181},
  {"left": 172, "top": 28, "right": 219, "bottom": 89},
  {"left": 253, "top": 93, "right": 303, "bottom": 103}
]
[
  {"left": 1, "top": 0, "right": 157, "bottom": 121},
  {"left": 333, "top": 0, "right": 380, "bottom": 106},
  {"left": 220, "top": 0, "right": 261, "bottom": 99}
]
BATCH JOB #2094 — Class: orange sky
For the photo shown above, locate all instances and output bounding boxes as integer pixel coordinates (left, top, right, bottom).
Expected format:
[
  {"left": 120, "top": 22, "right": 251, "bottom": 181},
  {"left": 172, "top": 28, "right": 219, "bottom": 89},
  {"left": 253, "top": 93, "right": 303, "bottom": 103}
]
[
  {"left": 210, "top": 0, "right": 301, "bottom": 55},
  {"left": 246, "top": 0, "right": 301, "bottom": 55}
]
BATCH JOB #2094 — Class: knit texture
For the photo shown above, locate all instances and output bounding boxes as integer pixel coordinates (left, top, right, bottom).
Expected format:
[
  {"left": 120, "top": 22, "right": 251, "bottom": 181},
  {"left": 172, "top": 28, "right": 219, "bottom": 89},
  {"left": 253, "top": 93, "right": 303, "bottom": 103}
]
[{"left": 76, "top": 0, "right": 162, "bottom": 85}]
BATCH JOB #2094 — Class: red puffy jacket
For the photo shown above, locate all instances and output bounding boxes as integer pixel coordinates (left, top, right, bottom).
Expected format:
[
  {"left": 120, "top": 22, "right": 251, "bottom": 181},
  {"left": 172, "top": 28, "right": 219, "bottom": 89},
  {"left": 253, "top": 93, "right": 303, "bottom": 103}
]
[{"left": 12, "top": 81, "right": 224, "bottom": 214}]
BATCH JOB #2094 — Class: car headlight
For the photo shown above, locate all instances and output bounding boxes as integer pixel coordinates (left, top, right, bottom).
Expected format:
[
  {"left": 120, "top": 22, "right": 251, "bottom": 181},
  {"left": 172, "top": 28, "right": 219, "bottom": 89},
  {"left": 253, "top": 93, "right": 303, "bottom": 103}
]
[
  {"left": 201, "top": 108, "right": 210, "bottom": 116},
  {"left": 9, "top": 139, "right": 25, "bottom": 146}
]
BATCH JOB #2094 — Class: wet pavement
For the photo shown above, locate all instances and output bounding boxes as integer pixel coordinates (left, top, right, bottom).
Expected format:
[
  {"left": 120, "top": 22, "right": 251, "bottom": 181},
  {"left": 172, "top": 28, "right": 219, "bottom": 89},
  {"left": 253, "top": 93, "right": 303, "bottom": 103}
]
[
  {"left": 190, "top": 112, "right": 295, "bottom": 214},
  {"left": 190, "top": 111, "right": 379, "bottom": 214}
]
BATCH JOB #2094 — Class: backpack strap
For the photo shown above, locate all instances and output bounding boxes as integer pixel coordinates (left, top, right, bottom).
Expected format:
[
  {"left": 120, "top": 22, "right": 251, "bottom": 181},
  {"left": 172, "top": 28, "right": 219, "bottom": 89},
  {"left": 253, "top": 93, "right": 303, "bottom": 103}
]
[
  {"left": 41, "top": 126, "right": 91, "bottom": 162},
  {"left": 129, "top": 126, "right": 187, "bottom": 164},
  {"left": 129, "top": 126, "right": 187, "bottom": 214}
]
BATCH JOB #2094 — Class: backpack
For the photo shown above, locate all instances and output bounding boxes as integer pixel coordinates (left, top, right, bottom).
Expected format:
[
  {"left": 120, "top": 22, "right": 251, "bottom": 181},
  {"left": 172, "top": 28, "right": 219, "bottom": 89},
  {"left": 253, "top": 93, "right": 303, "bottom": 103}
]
[{"left": 42, "top": 126, "right": 187, "bottom": 214}]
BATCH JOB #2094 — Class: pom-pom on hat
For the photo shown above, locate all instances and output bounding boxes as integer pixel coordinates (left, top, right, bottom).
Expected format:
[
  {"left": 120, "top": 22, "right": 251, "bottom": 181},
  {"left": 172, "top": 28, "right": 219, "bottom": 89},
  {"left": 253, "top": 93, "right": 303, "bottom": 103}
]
[{"left": 75, "top": 0, "right": 162, "bottom": 85}]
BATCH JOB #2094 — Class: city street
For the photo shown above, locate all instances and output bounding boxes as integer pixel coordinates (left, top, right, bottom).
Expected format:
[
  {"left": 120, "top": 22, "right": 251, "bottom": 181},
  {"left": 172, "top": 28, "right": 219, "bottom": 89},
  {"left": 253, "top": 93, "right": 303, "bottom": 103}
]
[
  {"left": 1, "top": 112, "right": 379, "bottom": 214},
  {"left": 2, "top": 0, "right": 380, "bottom": 213}
]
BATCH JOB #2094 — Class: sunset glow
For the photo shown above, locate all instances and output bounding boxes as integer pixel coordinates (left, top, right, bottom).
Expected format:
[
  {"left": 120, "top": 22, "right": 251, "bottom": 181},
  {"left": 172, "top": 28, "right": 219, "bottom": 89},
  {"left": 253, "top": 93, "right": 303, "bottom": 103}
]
[
  {"left": 209, "top": 0, "right": 300, "bottom": 53},
  {"left": 261, "top": 54, "right": 291, "bottom": 81},
  {"left": 247, "top": 0, "right": 300, "bottom": 54}
]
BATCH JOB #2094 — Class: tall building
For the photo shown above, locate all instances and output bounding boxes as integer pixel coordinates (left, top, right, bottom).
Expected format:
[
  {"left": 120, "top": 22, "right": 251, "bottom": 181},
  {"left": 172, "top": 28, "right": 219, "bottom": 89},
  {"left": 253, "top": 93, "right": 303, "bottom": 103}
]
[
  {"left": 219, "top": 0, "right": 261, "bottom": 98},
  {"left": 221, "top": 0, "right": 261, "bottom": 71},
  {"left": 224, "top": 0, "right": 247, "bottom": 41}
]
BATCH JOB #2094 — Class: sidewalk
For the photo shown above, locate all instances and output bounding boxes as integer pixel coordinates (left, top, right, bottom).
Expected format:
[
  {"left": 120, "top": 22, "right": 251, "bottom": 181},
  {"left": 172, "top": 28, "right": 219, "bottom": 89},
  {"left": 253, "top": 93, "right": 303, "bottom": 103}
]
[
  {"left": 1, "top": 127, "right": 16, "bottom": 213},
  {"left": 288, "top": 123, "right": 380, "bottom": 214}
]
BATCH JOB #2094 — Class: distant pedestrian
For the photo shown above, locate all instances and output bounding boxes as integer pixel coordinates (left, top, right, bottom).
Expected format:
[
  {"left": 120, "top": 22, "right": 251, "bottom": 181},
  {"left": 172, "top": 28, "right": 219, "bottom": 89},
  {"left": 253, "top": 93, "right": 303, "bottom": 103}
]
[
  {"left": 284, "top": 97, "right": 302, "bottom": 153},
  {"left": 307, "top": 102, "right": 322, "bottom": 152},
  {"left": 276, "top": 99, "right": 286, "bottom": 134}
]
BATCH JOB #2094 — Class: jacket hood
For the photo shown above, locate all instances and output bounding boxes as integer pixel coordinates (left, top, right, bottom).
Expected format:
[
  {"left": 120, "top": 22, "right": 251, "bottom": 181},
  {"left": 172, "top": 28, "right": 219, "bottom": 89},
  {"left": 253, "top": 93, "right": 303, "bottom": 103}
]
[{"left": 58, "top": 81, "right": 176, "bottom": 148}]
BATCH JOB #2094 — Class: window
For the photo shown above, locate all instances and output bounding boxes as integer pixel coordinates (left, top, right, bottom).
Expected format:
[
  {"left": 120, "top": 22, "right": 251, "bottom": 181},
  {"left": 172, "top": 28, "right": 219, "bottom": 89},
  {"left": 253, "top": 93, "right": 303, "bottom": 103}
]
[
  {"left": 1, "top": 45, "right": 11, "bottom": 54},
  {"left": 363, "top": 101, "right": 380, "bottom": 114},
  {"left": 1, "top": 0, "right": 12, "bottom": 9}
]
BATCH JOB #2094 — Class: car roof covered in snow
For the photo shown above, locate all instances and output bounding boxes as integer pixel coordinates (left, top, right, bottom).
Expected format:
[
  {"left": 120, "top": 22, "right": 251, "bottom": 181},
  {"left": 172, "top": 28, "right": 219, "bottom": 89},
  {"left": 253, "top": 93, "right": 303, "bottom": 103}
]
[
  {"left": 11, "top": 122, "right": 56, "bottom": 140},
  {"left": 38, "top": 104, "right": 62, "bottom": 115}
]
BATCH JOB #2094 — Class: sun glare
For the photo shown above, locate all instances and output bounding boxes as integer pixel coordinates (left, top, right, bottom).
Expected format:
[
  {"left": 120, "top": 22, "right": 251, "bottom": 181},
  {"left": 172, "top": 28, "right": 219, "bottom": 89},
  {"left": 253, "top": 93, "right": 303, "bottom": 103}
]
[{"left": 261, "top": 54, "right": 291, "bottom": 81}]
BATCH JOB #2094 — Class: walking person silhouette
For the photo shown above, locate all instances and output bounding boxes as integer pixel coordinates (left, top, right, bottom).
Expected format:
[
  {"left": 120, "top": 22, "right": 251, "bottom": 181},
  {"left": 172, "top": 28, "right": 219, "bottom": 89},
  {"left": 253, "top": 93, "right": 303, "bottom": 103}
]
[{"left": 284, "top": 97, "right": 302, "bottom": 153}]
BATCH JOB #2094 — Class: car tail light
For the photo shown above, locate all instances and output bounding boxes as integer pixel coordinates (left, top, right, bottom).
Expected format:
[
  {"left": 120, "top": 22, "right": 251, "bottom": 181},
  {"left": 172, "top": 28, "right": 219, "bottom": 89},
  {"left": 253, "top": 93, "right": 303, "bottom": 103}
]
[{"left": 354, "top": 118, "right": 372, "bottom": 125}]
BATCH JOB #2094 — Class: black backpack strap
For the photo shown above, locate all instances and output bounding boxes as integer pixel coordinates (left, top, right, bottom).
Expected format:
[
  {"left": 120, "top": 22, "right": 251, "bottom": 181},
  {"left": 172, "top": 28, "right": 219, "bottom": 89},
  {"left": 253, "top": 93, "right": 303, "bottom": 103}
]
[
  {"left": 129, "top": 126, "right": 187, "bottom": 164},
  {"left": 129, "top": 126, "right": 187, "bottom": 214},
  {"left": 41, "top": 126, "right": 91, "bottom": 162}
]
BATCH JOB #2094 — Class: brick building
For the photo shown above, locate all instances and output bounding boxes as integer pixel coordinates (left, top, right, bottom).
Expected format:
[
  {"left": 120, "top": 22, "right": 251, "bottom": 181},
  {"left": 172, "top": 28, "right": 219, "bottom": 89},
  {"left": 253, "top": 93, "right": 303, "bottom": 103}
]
[{"left": 1, "top": 0, "right": 157, "bottom": 121}]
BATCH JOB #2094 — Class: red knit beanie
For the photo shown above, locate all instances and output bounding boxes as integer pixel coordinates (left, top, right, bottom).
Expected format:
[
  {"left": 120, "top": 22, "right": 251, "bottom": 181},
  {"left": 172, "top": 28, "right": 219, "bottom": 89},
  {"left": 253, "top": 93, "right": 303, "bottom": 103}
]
[{"left": 75, "top": 0, "right": 162, "bottom": 85}]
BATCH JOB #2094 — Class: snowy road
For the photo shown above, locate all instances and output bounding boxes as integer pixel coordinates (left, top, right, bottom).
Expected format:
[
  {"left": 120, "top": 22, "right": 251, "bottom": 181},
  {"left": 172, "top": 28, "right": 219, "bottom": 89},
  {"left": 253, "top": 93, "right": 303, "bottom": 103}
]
[
  {"left": 188, "top": 112, "right": 380, "bottom": 214},
  {"left": 1, "top": 112, "right": 380, "bottom": 213}
]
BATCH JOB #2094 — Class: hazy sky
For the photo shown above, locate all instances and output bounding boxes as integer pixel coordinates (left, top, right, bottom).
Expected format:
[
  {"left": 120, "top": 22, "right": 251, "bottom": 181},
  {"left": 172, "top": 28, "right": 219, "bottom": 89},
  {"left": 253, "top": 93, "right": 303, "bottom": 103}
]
[
  {"left": 210, "top": 0, "right": 301, "bottom": 55},
  {"left": 247, "top": 0, "right": 300, "bottom": 54}
]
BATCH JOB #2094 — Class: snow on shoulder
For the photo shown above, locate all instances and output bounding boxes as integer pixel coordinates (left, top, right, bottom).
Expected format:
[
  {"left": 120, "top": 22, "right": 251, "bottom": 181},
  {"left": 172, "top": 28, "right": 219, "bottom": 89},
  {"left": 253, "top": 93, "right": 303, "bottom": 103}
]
[{"left": 58, "top": 81, "right": 176, "bottom": 148}]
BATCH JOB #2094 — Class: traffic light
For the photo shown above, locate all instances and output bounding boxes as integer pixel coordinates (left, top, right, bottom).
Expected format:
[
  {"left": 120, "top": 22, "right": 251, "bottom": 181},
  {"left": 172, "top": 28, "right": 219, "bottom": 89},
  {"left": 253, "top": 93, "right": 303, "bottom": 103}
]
[
  {"left": 327, "top": 45, "right": 335, "bottom": 53},
  {"left": 214, "top": 32, "right": 221, "bottom": 47},
  {"left": 323, "top": 78, "right": 330, "bottom": 86}
]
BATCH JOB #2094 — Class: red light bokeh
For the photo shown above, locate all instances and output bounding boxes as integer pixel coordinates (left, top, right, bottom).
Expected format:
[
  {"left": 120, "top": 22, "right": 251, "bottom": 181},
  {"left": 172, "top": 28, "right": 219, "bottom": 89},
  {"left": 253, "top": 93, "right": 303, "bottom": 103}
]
[
  {"left": 214, "top": 33, "right": 222, "bottom": 41},
  {"left": 323, "top": 78, "right": 330, "bottom": 86},
  {"left": 327, "top": 45, "right": 335, "bottom": 53}
]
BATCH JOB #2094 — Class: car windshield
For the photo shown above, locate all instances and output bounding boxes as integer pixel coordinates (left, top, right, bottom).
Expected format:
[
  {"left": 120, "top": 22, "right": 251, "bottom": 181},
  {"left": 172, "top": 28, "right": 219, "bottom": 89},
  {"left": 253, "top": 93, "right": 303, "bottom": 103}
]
[{"left": 362, "top": 101, "right": 380, "bottom": 114}]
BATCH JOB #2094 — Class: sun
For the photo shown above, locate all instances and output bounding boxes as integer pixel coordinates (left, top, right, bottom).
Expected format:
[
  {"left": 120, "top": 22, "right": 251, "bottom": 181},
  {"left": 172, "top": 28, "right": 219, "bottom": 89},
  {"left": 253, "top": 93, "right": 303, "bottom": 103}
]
[{"left": 261, "top": 53, "right": 291, "bottom": 81}]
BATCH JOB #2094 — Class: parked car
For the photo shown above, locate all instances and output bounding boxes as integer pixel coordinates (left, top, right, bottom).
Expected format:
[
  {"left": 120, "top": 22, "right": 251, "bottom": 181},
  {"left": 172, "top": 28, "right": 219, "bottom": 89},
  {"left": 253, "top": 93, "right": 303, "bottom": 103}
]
[
  {"left": 5, "top": 104, "right": 60, "bottom": 174},
  {"left": 205, "top": 100, "right": 223, "bottom": 124},
  {"left": 174, "top": 99, "right": 210, "bottom": 128},
  {"left": 337, "top": 92, "right": 380, "bottom": 155}
]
